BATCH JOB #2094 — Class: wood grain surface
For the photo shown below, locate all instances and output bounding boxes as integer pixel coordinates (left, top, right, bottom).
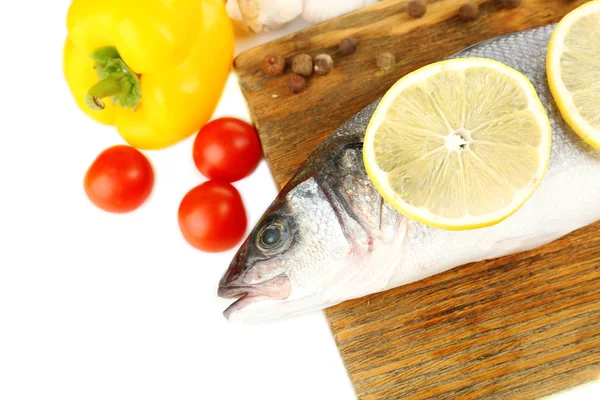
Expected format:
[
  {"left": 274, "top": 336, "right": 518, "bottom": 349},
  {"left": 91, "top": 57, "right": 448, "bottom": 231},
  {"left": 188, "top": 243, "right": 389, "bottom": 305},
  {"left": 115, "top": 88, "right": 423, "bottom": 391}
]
[
  {"left": 234, "top": 0, "right": 600, "bottom": 398},
  {"left": 327, "top": 221, "right": 600, "bottom": 399}
]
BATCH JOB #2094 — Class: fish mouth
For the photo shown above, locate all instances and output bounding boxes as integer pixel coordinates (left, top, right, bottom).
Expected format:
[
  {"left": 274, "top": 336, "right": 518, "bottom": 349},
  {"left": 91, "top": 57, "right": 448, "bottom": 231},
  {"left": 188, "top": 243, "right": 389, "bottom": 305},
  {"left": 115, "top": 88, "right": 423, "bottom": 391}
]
[{"left": 218, "top": 274, "right": 291, "bottom": 319}]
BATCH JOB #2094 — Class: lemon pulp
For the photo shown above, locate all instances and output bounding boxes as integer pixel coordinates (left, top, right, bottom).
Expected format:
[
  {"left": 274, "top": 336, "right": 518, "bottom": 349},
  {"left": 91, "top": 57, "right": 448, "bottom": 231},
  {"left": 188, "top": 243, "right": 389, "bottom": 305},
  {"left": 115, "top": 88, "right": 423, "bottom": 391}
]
[{"left": 364, "top": 58, "right": 552, "bottom": 230}]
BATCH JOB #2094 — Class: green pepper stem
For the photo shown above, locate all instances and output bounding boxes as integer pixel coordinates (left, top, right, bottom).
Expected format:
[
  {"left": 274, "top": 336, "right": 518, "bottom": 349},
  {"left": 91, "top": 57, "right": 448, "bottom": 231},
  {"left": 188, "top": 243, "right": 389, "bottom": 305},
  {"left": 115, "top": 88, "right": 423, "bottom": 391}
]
[
  {"left": 91, "top": 46, "right": 121, "bottom": 67},
  {"left": 85, "top": 48, "right": 142, "bottom": 112},
  {"left": 86, "top": 76, "right": 130, "bottom": 110}
]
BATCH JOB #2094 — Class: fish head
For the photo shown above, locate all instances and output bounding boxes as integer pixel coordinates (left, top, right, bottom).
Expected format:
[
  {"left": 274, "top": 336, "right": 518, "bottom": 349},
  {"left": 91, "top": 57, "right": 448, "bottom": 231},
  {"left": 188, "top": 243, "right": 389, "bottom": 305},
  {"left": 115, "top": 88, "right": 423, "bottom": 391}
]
[{"left": 219, "top": 178, "right": 360, "bottom": 322}]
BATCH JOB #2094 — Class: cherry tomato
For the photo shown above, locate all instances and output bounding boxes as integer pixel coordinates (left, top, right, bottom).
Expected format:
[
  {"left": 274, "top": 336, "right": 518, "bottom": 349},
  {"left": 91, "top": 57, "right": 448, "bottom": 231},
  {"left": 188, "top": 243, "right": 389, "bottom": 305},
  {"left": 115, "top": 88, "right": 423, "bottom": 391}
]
[
  {"left": 178, "top": 181, "right": 247, "bottom": 253},
  {"left": 84, "top": 145, "right": 154, "bottom": 213},
  {"left": 193, "top": 117, "right": 262, "bottom": 182}
]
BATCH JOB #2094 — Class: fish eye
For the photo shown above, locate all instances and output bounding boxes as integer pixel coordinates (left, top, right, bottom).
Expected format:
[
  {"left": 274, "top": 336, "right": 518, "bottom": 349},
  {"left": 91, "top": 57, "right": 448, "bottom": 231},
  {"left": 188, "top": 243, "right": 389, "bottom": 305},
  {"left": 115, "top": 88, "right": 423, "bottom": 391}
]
[
  {"left": 261, "top": 226, "right": 282, "bottom": 247},
  {"left": 256, "top": 220, "right": 288, "bottom": 252}
]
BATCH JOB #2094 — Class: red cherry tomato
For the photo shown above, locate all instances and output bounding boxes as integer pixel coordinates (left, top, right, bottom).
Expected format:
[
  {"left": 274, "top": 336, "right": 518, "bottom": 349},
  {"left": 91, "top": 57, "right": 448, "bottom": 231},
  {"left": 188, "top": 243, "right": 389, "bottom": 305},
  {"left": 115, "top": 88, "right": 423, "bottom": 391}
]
[
  {"left": 84, "top": 145, "right": 154, "bottom": 213},
  {"left": 193, "top": 117, "right": 262, "bottom": 182},
  {"left": 178, "top": 181, "right": 247, "bottom": 253}
]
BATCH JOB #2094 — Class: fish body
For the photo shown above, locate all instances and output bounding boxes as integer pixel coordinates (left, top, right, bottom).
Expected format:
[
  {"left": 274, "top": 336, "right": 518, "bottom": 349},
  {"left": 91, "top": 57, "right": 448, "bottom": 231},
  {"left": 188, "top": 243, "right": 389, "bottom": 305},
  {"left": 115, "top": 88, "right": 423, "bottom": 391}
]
[{"left": 219, "top": 25, "right": 600, "bottom": 322}]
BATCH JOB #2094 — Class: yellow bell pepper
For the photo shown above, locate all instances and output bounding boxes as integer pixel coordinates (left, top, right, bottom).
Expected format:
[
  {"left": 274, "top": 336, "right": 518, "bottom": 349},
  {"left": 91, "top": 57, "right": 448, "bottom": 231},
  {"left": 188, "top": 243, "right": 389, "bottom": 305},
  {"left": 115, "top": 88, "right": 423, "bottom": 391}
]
[{"left": 63, "top": 0, "right": 234, "bottom": 150}]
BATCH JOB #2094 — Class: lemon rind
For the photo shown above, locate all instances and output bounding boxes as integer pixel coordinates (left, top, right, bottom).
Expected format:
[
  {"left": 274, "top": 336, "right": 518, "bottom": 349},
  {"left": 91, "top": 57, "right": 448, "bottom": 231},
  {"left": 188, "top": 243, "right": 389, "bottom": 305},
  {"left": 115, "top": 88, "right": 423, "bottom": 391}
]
[
  {"left": 547, "top": 0, "right": 600, "bottom": 151},
  {"left": 364, "top": 58, "right": 552, "bottom": 230}
]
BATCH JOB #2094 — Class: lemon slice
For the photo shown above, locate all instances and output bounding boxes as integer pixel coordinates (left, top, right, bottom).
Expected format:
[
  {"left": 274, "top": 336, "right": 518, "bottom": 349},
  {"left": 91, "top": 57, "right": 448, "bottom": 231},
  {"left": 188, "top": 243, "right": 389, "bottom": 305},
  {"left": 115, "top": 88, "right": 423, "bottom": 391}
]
[
  {"left": 363, "top": 58, "right": 552, "bottom": 230},
  {"left": 547, "top": 0, "right": 600, "bottom": 150}
]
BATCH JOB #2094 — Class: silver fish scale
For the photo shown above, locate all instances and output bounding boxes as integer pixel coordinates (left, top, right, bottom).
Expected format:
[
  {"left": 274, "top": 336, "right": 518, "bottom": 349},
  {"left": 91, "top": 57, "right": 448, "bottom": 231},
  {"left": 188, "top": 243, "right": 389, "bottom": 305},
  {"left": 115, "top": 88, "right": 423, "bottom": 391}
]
[
  {"left": 221, "top": 25, "right": 600, "bottom": 321},
  {"left": 300, "top": 24, "right": 600, "bottom": 285}
]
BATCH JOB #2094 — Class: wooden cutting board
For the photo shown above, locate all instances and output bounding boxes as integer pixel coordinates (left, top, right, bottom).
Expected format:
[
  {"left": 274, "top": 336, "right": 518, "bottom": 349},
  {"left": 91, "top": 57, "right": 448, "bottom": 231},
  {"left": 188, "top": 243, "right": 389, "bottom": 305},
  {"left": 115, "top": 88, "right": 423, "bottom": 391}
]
[{"left": 233, "top": 0, "right": 600, "bottom": 398}]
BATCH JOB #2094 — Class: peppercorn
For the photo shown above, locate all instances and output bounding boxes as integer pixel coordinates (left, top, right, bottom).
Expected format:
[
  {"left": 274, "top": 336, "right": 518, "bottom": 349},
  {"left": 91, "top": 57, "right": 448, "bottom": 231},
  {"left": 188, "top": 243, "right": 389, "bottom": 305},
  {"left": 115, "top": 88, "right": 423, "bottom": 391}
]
[
  {"left": 314, "top": 54, "right": 334, "bottom": 76},
  {"left": 288, "top": 74, "right": 307, "bottom": 94},
  {"left": 459, "top": 1, "right": 479, "bottom": 21},
  {"left": 339, "top": 37, "right": 358, "bottom": 55},
  {"left": 376, "top": 53, "right": 396, "bottom": 71},
  {"left": 407, "top": 0, "right": 427, "bottom": 18},
  {"left": 292, "top": 53, "right": 313, "bottom": 77},
  {"left": 262, "top": 54, "right": 285, "bottom": 76},
  {"left": 293, "top": 32, "right": 311, "bottom": 50},
  {"left": 501, "top": 0, "right": 521, "bottom": 8}
]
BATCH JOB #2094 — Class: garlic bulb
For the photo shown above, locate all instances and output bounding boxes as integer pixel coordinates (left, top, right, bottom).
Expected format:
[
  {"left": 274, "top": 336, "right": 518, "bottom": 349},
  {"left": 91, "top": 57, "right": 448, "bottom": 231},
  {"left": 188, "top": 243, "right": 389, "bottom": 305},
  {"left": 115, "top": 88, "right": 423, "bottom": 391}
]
[
  {"left": 302, "top": 0, "right": 379, "bottom": 25},
  {"left": 227, "top": 0, "right": 303, "bottom": 33},
  {"left": 227, "top": 0, "right": 378, "bottom": 33}
]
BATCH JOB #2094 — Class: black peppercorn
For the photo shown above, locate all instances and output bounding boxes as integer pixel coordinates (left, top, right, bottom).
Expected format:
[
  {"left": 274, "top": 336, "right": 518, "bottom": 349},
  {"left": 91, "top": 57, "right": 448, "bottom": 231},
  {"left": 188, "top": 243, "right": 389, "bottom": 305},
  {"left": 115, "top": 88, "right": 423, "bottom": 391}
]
[
  {"left": 501, "top": 0, "right": 522, "bottom": 9},
  {"left": 261, "top": 54, "right": 285, "bottom": 76},
  {"left": 293, "top": 32, "right": 311, "bottom": 50},
  {"left": 314, "top": 54, "right": 334, "bottom": 76},
  {"left": 407, "top": 0, "right": 427, "bottom": 18},
  {"left": 339, "top": 37, "right": 358, "bottom": 55},
  {"left": 292, "top": 53, "right": 313, "bottom": 77},
  {"left": 288, "top": 74, "right": 307, "bottom": 94},
  {"left": 376, "top": 53, "right": 396, "bottom": 71},
  {"left": 459, "top": 1, "right": 479, "bottom": 21}
]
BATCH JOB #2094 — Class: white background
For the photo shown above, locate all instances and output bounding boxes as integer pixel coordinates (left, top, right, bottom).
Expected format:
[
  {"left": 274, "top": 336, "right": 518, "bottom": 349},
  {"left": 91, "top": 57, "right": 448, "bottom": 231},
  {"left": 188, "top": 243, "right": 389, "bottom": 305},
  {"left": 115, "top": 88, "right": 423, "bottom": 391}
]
[
  {"left": 0, "top": 1, "right": 599, "bottom": 399},
  {"left": 0, "top": 2, "right": 354, "bottom": 399}
]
